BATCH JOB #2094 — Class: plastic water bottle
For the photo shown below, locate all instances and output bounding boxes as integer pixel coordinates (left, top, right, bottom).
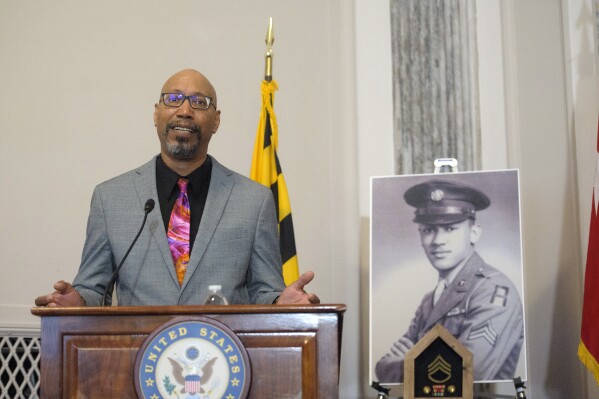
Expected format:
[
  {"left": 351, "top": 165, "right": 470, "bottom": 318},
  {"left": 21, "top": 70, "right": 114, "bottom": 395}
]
[{"left": 202, "top": 285, "right": 229, "bottom": 305}]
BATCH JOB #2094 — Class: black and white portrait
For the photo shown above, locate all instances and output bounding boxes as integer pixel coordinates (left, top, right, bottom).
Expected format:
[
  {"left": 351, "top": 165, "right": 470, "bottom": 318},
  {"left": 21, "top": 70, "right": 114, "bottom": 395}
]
[{"left": 370, "top": 170, "right": 527, "bottom": 384}]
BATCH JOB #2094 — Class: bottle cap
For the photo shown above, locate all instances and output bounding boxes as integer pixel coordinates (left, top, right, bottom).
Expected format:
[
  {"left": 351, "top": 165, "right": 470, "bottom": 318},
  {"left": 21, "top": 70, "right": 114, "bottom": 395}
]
[{"left": 208, "top": 285, "right": 222, "bottom": 291}]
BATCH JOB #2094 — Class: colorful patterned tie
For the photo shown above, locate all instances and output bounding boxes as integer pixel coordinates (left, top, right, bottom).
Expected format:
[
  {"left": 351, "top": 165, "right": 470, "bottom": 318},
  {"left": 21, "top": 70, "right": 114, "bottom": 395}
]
[{"left": 168, "top": 178, "right": 190, "bottom": 285}]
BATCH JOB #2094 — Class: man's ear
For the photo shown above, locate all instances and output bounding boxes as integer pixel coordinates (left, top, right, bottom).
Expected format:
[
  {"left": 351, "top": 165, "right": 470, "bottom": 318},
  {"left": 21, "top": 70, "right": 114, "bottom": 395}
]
[
  {"left": 153, "top": 104, "right": 158, "bottom": 127},
  {"left": 212, "top": 110, "right": 221, "bottom": 134},
  {"left": 470, "top": 223, "right": 482, "bottom": 244}
]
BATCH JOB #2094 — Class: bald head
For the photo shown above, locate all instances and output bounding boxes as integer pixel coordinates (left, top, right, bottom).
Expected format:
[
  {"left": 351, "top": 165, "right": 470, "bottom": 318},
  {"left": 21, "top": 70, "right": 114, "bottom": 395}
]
[
  {"left": 154, "top": 68, "right": 221, "bottom": 176},
  {"left": 160, "top": 69, "right": 218, "bottom": 107}
]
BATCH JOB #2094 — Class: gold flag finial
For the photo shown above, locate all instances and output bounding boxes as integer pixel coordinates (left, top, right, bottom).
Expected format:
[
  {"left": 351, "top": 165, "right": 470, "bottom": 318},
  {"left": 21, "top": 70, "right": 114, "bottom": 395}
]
[{"left": 265, "top": 17, "right": 274, "bottom": 81}]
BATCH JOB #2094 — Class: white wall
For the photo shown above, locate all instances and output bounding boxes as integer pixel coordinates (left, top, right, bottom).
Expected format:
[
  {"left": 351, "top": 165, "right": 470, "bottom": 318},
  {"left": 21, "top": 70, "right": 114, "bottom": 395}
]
[{"left": 504, "top": 0, "right": 595, "bottom": 397}]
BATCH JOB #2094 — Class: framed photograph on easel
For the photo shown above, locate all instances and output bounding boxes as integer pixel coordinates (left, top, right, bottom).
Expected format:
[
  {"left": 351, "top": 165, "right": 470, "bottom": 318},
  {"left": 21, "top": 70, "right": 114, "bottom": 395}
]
[{"left": 370, "top": 170, "right": 527, "bottom": 385}]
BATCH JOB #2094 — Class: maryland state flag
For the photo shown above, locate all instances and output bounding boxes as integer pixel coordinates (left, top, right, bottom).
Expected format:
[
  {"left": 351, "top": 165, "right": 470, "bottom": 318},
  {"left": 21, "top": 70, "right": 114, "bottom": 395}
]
[
  {"left": 579, "top": 118, "right": 599, "bottom": 384},
  {"left": 250, "top": 80, "right": 299, "bottom": 285}
]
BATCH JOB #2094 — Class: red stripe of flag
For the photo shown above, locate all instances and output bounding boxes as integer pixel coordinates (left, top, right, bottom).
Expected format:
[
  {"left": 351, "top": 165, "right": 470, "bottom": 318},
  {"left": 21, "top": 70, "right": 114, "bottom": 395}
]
[{"left": 579, "top": 117, "right": 599, "bottom": 384}]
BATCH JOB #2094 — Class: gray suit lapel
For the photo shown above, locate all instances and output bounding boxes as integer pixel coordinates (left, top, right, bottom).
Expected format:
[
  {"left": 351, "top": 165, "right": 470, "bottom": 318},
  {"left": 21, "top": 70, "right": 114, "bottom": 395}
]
[
  {"left": 183, "top": 157, "right": 234, "bottom": 288},
  {"left": 133, "top": 156, "right": 180, "bottom": 286}
]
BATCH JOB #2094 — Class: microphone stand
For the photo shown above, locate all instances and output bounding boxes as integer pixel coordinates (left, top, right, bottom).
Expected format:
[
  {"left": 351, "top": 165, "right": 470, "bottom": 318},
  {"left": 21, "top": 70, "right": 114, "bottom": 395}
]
[
  {"left": 101, "top": 199, "right": 154, "bottom": 306},
  {"left": 513, "top": 377, "right": 527, "bottom": 399},
  {"left": 371, "top": 381, "right": 390, "bottom": 399}
]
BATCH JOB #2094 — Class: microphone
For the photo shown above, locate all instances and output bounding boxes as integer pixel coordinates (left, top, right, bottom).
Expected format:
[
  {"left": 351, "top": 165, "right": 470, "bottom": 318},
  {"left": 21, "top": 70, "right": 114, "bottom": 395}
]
[{"left": 101, "top": 199, "right": 155, "bottom": 306}]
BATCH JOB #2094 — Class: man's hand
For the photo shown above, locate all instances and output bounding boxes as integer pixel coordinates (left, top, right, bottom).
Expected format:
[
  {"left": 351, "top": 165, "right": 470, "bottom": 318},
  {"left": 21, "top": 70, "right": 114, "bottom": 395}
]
[
  {"left": 34, "top": 280, "right": 85, "bottom": 307},
  {"left": 389, "top": 336, "right": 414, "bottom": 357},
  {"left": 276, "top": 271, "right": 320, "bottom": 304}
]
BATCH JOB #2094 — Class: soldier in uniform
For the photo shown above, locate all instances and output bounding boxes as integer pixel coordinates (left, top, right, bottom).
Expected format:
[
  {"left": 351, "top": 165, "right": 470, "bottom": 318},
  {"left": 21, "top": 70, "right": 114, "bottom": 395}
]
[{"left": 375, "top": 179, "right": 524, "bottom": 383}]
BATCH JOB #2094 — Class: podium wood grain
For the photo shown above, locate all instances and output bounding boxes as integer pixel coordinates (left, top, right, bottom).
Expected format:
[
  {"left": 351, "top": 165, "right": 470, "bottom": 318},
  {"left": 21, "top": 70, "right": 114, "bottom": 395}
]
[{"left": 32, "top": 304, "right": 346, "bottom": 399}]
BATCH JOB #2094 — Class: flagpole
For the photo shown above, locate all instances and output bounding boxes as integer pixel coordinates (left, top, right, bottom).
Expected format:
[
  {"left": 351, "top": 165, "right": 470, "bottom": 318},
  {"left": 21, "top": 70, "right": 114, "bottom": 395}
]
[
  {"left": 264, "top": 17, "right": 274, "bottom": 82},
  {"left": 251, "top": 17, "right": 301, "bottom": 285}
]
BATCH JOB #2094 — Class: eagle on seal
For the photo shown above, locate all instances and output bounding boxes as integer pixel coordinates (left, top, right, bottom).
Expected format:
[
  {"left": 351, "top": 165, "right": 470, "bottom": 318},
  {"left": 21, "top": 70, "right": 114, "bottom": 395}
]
[{"left": 168, "top": 356, "right": 218, "bottom": 395}]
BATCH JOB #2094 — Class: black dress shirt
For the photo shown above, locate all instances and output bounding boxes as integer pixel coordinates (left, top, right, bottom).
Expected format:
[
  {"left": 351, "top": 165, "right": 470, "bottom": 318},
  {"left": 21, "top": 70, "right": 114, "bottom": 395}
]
[{"left": 155, "top": 155, "right": 212, "bottom": 253}]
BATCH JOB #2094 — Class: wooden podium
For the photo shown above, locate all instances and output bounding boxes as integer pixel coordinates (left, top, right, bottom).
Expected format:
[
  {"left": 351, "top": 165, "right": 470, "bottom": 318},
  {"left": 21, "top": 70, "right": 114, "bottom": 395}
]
[{"left": 31, "top": 304, "right": 346, "bottom": 398}]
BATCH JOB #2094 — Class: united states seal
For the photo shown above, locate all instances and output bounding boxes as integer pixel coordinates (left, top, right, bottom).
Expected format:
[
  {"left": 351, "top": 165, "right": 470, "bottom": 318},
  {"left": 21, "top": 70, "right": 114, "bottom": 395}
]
[{"left": 134, "top": 316, "right": 251, "bottom": 399}]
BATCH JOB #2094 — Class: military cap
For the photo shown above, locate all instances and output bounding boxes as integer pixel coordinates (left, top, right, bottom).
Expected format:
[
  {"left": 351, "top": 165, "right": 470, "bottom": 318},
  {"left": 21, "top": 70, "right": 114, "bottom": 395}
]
[{"left": 404, "top": 179, "right": 490, "bottom": 224}]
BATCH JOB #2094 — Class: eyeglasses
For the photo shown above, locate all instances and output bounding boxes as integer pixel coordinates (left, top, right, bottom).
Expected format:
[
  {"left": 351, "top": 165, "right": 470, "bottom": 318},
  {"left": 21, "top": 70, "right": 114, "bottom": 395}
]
[{"left": 160, "top": 93, "right": 215, "bottom": 110}]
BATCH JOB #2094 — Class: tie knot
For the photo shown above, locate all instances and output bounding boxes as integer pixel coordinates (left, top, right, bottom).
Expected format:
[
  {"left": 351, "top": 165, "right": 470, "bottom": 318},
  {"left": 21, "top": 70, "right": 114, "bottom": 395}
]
[{"left": 177, "top": 178, "right": 189, "bottom": 193}]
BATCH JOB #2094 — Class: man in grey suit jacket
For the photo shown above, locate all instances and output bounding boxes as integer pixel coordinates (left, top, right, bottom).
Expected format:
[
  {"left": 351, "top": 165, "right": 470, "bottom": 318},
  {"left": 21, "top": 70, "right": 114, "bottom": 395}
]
[{"left": 35, "top": 69, "right": 319, "bottom": 307}]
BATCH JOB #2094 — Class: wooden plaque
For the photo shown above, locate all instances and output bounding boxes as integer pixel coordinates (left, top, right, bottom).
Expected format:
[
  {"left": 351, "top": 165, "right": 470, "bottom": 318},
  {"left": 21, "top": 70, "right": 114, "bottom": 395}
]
[{"left": 403, "top": 324, "right": 473, "bottom": 399}]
